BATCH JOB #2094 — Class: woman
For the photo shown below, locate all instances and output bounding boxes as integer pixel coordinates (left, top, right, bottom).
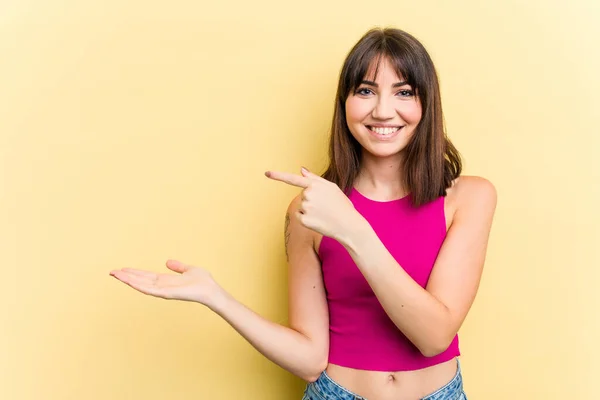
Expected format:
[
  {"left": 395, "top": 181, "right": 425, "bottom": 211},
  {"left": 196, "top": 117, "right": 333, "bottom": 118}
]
[{"left": 110, "top": 27, "right": 496, "bottom": 400}]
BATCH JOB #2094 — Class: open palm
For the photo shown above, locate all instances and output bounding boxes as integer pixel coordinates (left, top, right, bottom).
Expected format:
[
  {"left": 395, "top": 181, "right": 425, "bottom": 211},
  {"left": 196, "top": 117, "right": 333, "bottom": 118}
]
[{"left": 109, "top": 260, "right": 219, "bottom": 304}]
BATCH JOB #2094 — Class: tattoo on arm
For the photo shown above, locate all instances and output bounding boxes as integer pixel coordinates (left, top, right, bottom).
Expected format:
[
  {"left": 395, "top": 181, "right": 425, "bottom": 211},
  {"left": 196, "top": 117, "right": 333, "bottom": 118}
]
[{"left": 284, "top": 212, "right": 291, "bottom": 261}]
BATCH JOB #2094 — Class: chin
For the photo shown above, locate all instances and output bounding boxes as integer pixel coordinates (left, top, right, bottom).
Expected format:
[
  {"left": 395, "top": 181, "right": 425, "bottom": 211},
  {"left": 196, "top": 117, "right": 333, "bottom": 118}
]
[
  {"left": 365, "top": 137, "right": 410, "bottom": 154},
  {"left": 363, "top": 146, "right": 408, "bottom": 159}
]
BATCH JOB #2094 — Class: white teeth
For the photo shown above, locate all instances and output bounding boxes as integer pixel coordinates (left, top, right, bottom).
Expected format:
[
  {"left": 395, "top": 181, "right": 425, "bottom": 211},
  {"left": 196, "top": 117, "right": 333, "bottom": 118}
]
[{"left": 369, "top": 126, "right": 400, "bottom": 135}]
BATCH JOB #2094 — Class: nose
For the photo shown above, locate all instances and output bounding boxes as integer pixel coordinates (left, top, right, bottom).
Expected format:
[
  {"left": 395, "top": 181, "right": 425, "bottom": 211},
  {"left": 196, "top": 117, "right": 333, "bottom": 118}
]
[{"left": 371, "top": 96, "right": 395, "bottom": 120}]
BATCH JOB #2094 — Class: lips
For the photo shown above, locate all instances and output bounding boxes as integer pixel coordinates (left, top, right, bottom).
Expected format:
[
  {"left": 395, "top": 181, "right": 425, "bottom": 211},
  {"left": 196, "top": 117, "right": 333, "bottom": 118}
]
[
  {"left": 365, "top": 125, "right": 404, "bottom": 140},
  {"left": 366, "top": 125, "right": 401, "bottom": 135}
]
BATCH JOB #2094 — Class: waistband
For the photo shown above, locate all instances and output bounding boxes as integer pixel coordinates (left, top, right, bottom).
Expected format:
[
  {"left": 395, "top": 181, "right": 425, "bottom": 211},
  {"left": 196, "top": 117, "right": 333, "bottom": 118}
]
[{"left": 305, "top": 358, "right": 463, "bottom": 400}]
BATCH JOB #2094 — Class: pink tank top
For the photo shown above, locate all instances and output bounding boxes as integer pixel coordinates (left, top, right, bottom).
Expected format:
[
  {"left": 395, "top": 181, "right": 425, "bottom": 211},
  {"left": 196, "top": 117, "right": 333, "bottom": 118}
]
[{"left": 318, "top": 187, "right": 460, "bottom": 371}]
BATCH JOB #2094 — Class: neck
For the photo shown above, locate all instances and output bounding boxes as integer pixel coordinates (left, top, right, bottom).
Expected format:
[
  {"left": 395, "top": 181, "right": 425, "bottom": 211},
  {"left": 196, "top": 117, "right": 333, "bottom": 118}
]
[{"left": 354, "top": 151, "right": 408, "bottom": 200}]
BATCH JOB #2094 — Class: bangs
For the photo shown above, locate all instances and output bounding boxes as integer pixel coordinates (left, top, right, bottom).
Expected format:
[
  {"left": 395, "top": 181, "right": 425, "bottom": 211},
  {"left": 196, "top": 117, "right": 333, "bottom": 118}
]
[
  {"left": 326, "top": 27, "right": 459, "bottom": 206},
  {"left": 345, "top": 39, "right": 422, "bottom": 94}
]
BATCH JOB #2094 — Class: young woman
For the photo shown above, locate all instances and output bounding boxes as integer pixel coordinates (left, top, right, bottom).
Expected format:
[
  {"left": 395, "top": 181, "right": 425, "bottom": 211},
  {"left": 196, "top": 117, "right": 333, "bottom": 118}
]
[{"left": 110, "top": 28, "right": 497, "bottom": 400}]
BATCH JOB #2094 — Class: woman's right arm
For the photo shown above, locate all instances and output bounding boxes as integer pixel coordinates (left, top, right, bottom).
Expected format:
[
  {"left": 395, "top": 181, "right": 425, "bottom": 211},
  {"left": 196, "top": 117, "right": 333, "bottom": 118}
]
[
  {"left": 110, "top": 195, "right": 329, "bottom": 381},
  {"left": 209, "top": 194, "right": 329, "bottom": 381},
  {"left": 209, "top": 194, "right": 330, "bottom": 382}
]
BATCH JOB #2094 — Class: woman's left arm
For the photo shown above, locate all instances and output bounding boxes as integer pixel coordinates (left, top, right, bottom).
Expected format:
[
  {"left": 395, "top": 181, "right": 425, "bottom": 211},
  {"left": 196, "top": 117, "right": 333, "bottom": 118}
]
[{"left": 341, "top": 176, "right": 497, "bottom": 357}]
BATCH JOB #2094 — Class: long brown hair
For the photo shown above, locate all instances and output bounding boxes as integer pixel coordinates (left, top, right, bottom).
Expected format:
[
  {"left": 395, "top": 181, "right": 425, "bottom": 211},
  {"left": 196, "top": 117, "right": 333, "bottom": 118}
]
[{"left": 321, "top": 28, "right": 462, "bottom": 207}]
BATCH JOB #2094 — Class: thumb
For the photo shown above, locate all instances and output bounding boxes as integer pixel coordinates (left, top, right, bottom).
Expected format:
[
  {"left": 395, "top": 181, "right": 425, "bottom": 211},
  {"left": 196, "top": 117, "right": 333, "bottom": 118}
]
[{"left": 166, "top": 259, "right": 189, "bottom": 273}]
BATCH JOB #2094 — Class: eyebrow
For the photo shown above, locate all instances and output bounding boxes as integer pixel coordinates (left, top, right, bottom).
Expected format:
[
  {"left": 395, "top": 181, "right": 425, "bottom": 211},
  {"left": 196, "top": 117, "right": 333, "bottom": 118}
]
[{"left": 360, "top": 80, "right": 410, "bottom": 88}]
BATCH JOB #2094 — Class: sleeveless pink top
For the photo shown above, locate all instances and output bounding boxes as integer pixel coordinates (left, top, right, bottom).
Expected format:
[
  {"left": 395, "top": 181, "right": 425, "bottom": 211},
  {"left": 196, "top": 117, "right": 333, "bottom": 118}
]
[{"left": 318, "top": 187, "right": 460, "bottom": 371}]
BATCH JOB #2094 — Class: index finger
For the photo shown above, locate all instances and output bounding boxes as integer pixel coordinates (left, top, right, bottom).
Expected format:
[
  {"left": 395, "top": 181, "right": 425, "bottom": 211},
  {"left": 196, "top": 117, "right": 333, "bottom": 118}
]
[{"left": 264, "top": 171, "right": 310, "bottom": 188}]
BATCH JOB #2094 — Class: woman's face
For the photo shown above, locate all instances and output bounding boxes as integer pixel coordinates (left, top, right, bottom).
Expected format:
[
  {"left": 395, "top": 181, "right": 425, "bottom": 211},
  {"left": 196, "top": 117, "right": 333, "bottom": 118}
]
[{"left": 345, "top": 57, "right": 422, "bottom": 159}]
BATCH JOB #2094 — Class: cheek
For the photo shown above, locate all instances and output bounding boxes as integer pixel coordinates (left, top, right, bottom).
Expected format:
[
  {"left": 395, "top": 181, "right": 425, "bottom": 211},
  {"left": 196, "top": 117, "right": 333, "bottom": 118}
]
[
  {"left": 402, "top": 102, "right": 422, "bottom": 124},
  {"left": 345, "top": 97, "right": 368, "bottom": 123}
]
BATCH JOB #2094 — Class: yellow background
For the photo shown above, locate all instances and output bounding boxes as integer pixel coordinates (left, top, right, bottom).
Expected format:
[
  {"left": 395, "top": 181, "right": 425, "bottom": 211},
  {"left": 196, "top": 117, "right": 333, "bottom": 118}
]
[{"left": 1, "top": 0, "right": 598, "bottom": 398}]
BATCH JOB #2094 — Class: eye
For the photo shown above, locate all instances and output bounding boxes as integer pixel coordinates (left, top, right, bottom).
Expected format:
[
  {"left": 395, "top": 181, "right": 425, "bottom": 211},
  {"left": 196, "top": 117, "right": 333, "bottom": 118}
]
[
  {"left": 397, "top": 89, "right": 415, "bottom": 97},
  {"left": 356, "top": 87, "right": 374, "bottom": 96}
]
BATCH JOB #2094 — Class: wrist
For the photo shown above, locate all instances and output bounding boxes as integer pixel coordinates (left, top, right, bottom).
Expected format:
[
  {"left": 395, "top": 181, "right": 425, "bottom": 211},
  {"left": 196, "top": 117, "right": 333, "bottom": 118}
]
[
  {"left": 337, "top": 215, "right": 374, "bottom": 253},
  {"left": 205, "top": 284, "right": 231, "bottom": 314}
]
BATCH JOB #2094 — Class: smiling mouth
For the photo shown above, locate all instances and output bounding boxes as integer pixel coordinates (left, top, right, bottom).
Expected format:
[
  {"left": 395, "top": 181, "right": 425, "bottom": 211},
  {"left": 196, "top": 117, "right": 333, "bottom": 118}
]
[{"left": 366, "top": 125, "right": 403, "bottom": 135}]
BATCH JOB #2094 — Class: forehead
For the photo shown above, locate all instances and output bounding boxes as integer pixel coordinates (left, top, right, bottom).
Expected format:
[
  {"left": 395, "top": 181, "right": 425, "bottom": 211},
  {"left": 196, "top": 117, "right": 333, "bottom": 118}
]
[{"left": 363, "top": 55, "right": 405, "bottom": 82}]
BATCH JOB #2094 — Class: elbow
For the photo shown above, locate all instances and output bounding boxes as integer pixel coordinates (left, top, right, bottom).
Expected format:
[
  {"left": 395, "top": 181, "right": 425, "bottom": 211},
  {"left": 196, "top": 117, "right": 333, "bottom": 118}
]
[
  {"left": 418, "top": 336, "right": 455, "bottom": 358},
  {"left": 418, "top": 318, "right": 458, "bottom": 358},
  {"left": 420, "top": 346, "right": 447, "bottom": 358},
  {"left": 304, "top": 373, "right": 321, "bottom": 384},
  {"left": 302, "top": 357, "right": 328, "bottom": 383}
]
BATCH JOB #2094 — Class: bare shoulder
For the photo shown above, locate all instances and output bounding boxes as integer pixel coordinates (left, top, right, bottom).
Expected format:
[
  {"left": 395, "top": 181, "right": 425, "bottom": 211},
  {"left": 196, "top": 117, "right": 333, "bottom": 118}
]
[
  {"left": 287, "top": 193, "right": 303, "bottom": 209},
  {"left": 447, "top": 175, "right": 497, "bottom": 219},
  {"left": 285, "top": 194, "right": 317, "bottom": 249},
  {"left": 286, "top": 193, "right": 320, "bottom": 252}
]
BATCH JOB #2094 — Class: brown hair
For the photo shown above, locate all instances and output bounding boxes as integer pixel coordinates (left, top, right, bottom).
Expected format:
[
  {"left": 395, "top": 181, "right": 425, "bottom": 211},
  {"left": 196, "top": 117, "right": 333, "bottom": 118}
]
[{"left": 321, "top": 27, "right": 462, "bottom": 207}]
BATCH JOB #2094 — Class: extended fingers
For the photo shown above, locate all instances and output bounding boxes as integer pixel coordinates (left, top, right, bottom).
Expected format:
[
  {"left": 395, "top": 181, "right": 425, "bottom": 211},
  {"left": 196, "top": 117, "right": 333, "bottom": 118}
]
[
  {"left": 110, "top": 270, "right": 170, "bottom": 298},
  {"left": 111, "top": 270, "right": 155, "bottom": 286},
  {"left": 265, "top": 171, "right": 310, "bottom": 188},
  {"left": 120, "top": 268, "right": 156, "bottom": 278}
]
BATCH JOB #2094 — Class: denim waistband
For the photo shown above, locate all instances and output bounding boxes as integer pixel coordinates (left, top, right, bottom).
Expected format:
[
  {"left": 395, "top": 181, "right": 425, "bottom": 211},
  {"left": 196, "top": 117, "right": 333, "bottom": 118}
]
[
  {"left": 422, "top": 359, "right": 463, "bottom": 400},
  {"left": 304, "top": 358, "right": 463, "bottom": 400}
]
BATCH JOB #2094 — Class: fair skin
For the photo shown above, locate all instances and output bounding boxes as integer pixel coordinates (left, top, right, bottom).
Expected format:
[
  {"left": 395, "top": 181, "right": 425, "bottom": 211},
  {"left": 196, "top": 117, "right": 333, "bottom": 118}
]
[{"left": 109, "top": 57, "right": 496, "bottom": 400}]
